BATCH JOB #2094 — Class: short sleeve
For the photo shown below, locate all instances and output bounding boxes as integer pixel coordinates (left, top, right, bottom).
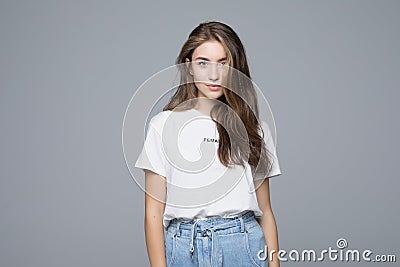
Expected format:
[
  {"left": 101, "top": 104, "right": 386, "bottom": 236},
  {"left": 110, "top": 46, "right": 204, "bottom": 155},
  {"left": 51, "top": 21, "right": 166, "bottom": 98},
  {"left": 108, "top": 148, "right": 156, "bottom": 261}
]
[
  {"left": 134, "top": 122, "right": 168, "bottom": 177},
  {"left": 253, "top": 121, "right": 282, "bottom": 180}
]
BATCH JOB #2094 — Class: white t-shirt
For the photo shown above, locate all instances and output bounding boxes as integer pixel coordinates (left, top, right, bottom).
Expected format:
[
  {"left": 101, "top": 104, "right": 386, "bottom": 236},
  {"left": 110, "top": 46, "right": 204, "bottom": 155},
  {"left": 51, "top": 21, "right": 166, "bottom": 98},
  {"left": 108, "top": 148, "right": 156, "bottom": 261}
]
[{"left": 134, "top": 108, "right": 282, "bottom": 228}]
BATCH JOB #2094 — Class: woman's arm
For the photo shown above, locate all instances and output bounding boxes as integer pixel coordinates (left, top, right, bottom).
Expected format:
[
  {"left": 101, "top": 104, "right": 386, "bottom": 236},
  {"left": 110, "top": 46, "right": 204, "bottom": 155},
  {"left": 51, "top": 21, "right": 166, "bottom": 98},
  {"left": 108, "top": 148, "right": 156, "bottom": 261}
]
[
  {"left": 255, "top": 178, "right": 280, "bottom": 267},
  {"left": 144, "top": 169, "right": 167, "bottom": 267}
]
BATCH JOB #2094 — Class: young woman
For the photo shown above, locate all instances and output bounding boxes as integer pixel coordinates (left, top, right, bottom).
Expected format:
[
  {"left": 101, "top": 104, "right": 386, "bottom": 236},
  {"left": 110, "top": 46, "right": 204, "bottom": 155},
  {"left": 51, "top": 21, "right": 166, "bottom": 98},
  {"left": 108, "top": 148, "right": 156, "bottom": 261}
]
[{"left": 135, "top": 21, "right": 282, "bottom": 267}]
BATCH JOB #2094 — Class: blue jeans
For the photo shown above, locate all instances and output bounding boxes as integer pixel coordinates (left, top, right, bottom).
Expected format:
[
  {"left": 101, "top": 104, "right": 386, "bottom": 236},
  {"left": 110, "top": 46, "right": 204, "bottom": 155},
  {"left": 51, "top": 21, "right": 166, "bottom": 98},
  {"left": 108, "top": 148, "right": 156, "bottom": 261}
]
[{"left": 164, "top": 210, "right": 268, "bottom": 267}]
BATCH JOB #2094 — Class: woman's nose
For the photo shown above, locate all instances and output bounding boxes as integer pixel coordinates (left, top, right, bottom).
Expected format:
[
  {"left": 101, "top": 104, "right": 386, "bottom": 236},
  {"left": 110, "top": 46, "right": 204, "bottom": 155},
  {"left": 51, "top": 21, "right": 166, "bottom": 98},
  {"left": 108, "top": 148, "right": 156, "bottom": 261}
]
[{"left": 208, "top": 62, "right": 219, "bottom": 81}]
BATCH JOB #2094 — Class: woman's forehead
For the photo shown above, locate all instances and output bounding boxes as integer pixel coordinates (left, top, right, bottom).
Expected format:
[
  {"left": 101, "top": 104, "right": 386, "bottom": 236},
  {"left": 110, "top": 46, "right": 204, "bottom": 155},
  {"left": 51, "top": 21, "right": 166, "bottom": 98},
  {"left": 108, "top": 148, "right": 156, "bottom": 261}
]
[{"left": 192, "top": 40, "right": 227, "bottom": 61}]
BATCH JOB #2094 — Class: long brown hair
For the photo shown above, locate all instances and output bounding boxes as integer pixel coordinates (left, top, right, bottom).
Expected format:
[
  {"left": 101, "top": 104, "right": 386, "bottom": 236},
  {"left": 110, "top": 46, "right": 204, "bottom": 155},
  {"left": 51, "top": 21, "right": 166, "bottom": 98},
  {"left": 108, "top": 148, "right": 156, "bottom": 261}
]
[{"left": 164, "top": 21, "right": 273, "bottom": 178}]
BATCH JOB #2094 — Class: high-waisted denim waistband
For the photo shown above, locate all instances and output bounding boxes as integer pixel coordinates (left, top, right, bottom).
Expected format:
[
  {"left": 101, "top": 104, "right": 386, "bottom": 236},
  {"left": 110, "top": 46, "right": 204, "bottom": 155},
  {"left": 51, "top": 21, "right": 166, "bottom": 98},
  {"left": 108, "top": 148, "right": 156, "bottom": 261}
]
[{"left": 166, "top": 210, "right": 258, "bottom": 264}]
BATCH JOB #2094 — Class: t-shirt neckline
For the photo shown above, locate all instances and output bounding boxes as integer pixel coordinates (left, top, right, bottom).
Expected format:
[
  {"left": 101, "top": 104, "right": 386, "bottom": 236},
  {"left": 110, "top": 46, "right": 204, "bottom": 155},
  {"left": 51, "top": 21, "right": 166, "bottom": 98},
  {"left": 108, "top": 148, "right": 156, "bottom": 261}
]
[{"left": 188, "top": 108, "right": 211, "bottom": 118}]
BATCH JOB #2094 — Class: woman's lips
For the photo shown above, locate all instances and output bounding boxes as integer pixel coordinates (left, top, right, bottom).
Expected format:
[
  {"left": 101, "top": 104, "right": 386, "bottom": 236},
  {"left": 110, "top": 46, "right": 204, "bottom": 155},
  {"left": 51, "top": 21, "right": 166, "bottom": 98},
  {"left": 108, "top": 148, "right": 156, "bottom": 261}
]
[{"left": 207, "top": 84, "right": 221, "bottom": 90}]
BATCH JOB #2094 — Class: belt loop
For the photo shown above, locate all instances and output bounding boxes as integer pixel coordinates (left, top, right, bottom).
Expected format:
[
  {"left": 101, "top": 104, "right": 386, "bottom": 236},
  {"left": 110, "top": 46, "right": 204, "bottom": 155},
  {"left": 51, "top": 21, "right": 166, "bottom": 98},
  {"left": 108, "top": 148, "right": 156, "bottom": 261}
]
[
  {"left": 239, "top": 216, "right": 244, "bottom": 233},
  {"left": 176, "top": 221, "right": 181, "bottom": 237}
]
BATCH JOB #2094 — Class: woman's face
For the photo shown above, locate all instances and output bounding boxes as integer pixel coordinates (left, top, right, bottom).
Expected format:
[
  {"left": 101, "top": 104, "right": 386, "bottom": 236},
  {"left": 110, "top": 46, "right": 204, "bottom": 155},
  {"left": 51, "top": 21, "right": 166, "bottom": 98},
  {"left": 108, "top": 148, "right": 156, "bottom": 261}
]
[{"left": 186, "top": 40, "right": 228, "bottom": 99}]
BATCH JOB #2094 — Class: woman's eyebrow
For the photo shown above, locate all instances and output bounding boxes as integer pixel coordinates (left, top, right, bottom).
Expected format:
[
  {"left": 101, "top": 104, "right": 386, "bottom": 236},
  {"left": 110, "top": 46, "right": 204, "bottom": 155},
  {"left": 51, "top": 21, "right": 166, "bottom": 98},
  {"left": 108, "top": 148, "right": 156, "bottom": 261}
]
[{"left": 194, "top": 56, "right": 227, "bottom": 62}]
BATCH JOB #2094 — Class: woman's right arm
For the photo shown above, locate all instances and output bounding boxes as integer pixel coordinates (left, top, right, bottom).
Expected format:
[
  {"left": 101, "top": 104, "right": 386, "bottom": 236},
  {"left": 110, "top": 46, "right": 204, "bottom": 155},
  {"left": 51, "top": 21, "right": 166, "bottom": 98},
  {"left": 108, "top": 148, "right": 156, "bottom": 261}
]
[{"left": 144, "top": 169, "right": 167, "bottom": 267}]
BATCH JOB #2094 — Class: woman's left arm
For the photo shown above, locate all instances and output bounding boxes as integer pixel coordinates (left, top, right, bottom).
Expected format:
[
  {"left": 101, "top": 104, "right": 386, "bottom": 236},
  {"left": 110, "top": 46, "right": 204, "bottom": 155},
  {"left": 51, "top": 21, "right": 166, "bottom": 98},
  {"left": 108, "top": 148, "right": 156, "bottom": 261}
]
[{"left": 255, "top": 178, "right": 280, "bottom": 267}]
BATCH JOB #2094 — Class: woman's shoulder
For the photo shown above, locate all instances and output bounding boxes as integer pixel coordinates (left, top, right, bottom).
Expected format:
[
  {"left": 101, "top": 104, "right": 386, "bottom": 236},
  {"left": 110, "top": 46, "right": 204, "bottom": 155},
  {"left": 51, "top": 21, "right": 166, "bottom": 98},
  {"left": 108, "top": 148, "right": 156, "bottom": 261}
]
[
  {"left": 258, "top": 120, "right": 275, "bottom": 136},
  {"left": 148, "top": 110, "right": 173, "bottom": 128},
  {"left": 149, "top": 108, "right": 195, "bottom": 131}
]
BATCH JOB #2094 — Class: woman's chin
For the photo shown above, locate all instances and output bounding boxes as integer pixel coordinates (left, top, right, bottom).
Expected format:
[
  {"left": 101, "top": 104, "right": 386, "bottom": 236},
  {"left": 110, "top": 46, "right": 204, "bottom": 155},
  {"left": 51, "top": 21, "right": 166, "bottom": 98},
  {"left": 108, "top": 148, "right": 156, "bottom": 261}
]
[{"left": 198, "top": 90, "right": 223, "bottom": 100}]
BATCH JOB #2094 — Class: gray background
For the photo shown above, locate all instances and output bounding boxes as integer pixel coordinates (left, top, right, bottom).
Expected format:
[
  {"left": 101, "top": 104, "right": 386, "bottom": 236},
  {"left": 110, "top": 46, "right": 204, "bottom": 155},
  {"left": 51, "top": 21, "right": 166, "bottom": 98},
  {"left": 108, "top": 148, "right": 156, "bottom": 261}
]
[{"left": 1, "top": 0, "right": 399, "bottom": 266}]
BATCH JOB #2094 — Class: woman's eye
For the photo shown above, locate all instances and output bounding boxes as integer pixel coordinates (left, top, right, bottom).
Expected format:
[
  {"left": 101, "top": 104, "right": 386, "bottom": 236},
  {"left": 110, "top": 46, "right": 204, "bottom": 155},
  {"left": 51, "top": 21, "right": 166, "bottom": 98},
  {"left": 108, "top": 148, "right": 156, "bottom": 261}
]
[{"left": 198, "top": 61, "right": 208, "bottom": 66}]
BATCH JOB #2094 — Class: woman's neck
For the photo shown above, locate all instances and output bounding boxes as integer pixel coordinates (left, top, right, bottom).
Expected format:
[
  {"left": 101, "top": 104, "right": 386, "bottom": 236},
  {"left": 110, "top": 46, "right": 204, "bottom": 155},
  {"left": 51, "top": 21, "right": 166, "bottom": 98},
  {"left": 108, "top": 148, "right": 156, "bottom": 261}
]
[{"left": 193, "top": 97, "right": 217, "bottom": 117}]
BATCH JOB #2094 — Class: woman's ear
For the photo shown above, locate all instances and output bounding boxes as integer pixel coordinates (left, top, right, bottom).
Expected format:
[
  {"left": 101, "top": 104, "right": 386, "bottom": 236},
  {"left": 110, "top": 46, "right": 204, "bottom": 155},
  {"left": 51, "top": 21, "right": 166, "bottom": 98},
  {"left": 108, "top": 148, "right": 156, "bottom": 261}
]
[{"left": 185, "top": 58, "right": 193, "bottom": 75}]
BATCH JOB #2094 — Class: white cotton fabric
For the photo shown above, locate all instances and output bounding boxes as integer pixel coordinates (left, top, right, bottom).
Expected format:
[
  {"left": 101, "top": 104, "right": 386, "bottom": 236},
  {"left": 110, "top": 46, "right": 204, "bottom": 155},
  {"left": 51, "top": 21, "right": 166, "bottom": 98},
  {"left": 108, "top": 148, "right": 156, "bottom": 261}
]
[{"left": 135, "top": 108, "right": 282, "bottom": 228}]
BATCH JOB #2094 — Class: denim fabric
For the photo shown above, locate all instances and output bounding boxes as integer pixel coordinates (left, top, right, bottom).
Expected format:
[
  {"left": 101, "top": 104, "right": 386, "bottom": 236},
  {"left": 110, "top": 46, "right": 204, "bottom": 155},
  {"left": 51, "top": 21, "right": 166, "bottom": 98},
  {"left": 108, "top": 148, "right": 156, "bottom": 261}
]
[{"left": 164, "top": 210, "right": 268, "bottom": 267}]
